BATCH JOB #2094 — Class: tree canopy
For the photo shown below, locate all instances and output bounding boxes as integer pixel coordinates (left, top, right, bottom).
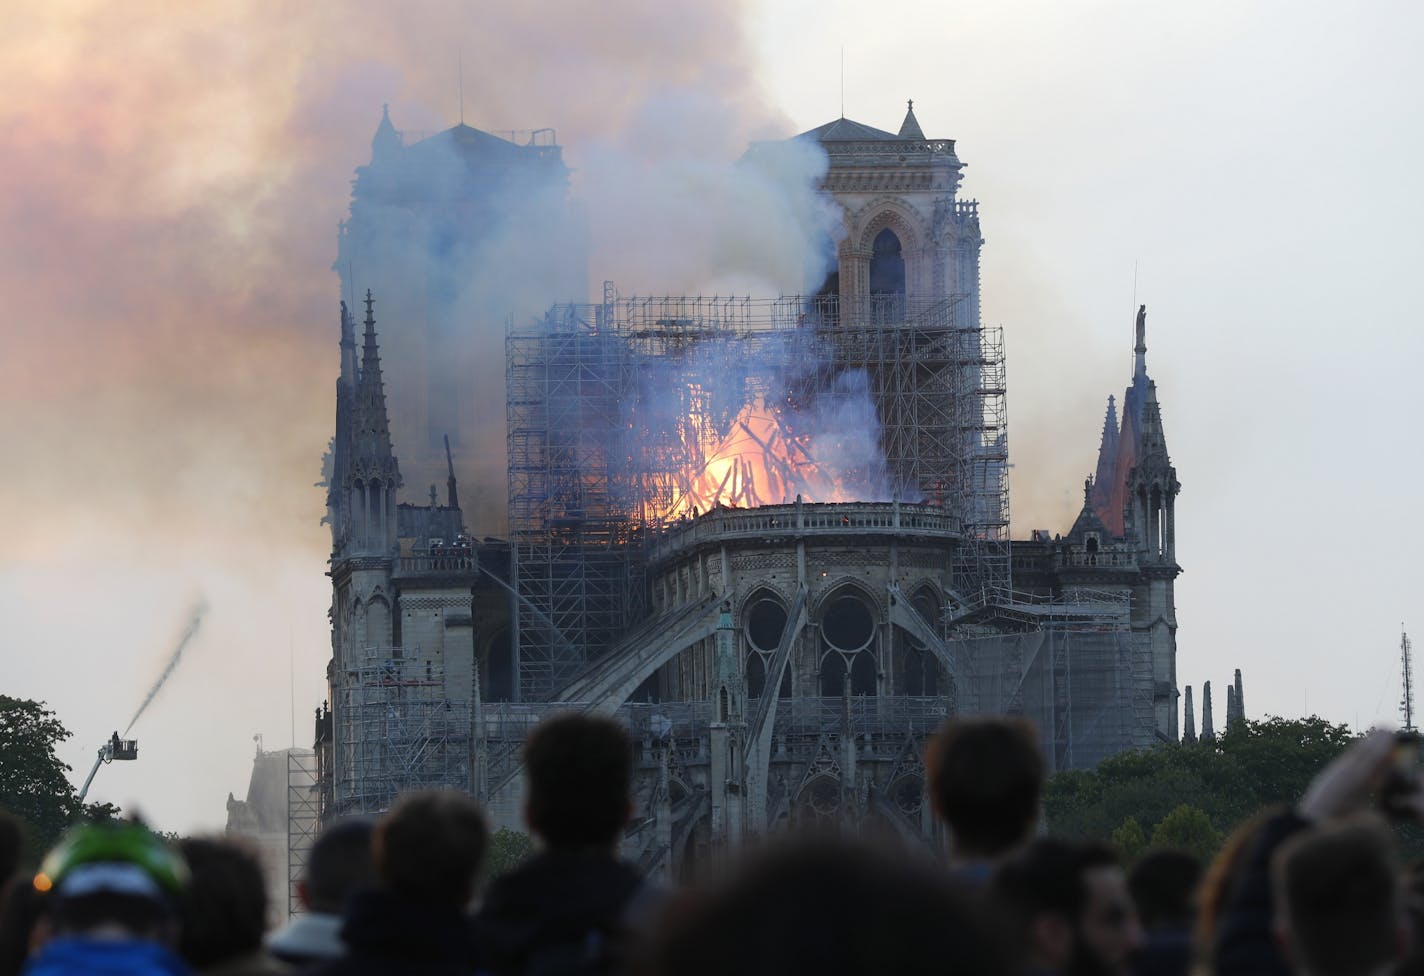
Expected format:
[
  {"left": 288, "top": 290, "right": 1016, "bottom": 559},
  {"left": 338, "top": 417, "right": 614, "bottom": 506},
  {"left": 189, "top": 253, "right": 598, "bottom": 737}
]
[
  {"left": 0, "top": 696, "right": 120, "bottom": 865},
  {"left": 1043, "top": 716, "right": 1360, "bottom": 859},
  {"left": 482, "top": 827, "right": 536, "bottom": 884}
]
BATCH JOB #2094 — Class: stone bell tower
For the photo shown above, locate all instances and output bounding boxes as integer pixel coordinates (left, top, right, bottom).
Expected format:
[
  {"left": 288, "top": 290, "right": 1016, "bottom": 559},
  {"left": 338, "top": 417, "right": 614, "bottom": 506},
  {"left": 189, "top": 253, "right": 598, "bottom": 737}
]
[{"left": 799, "top": 100, "right": 982, "bottom": 325}]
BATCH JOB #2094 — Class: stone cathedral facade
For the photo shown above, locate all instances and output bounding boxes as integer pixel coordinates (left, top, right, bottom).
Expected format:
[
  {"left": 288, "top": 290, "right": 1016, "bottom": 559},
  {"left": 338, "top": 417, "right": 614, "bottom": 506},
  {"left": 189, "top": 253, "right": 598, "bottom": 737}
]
[{"left": 314, "top": 103, "right": 1183, "bottom": 874}]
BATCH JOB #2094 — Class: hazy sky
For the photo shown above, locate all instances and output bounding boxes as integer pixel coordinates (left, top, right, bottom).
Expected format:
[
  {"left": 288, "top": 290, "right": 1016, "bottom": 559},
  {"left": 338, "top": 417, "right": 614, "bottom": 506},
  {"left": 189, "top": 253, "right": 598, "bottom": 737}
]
[{"left": 3, "top": 0, "right": 1421, "bottom": 834}]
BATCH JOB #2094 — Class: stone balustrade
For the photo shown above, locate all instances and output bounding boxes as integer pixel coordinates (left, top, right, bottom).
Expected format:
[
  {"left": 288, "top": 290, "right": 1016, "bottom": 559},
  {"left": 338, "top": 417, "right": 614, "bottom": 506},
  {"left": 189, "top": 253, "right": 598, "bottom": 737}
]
[
  {"left": 648, "top": 501, "right": 961, "bottom": 565},
  {"left": 1054, "top": 549, "right": 1138, "bottom": 569}
]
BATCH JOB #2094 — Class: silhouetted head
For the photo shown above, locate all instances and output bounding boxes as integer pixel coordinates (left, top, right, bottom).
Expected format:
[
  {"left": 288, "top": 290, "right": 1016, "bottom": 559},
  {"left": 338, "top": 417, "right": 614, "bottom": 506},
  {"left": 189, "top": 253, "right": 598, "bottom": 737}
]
[
  {"left": 649, "top": 839, "right": 1020, "bottom": 976},
  {"left": 1273, "top": 816, "right": 1404, "bottom": 976},
  {"left": 0, "top": 875, "right": 46, "bottom": 976},
  {"left": 302, "top": 817, "right": 375, "bottom": 914},
  {"left": 991, "top": 838, "right": 1141, "bottom": 976},
  {"left": 33, "top": 820, "right": 187, "bottom": 945},
  {"left": 1194, "top": 806, "right": 1279, "bottom": 965},
  {"left": 1128, "top": 848, "right": 1201, "bottom": 932},
  {"left": 927, "top": 717, "right": 1044, "bottom": 861},
  {"left": 375, "top": 791, "right": 487, "bottom": 908},
  {"left": 523, "top": 714, "right": 632, "bottom": 851},
  {"left": 176, "top": 836, "right": 268, "bottom": 969}
]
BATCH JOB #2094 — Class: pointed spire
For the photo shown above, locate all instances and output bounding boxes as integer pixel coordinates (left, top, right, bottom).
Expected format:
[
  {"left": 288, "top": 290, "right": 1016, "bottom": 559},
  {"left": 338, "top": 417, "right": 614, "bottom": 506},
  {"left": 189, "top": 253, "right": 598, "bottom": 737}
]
[
  {"left": 1091, "top": 395, "right": 1120, "bottom": 522},
  {"left": 1067, "top": 472, "right": 1111, "bottom": 542},
  {"left": 898, "top": 99, "right": 925, "bottom": 140},
  {"left": 1183, "top": 686, "right": 1197, "bottom": 744},
  {"left": 1226, "top": 685, "right": 1237, "bottom": 729},
  {"left": 352, "top": 291, "right": 400, "bottom": 483},
  {"left": 1233, "top": 668, "right": 1245, "bottom": 725},
  {"left": 444, "top": 434, "right": 461, "bottom": 511},
  {"left": 371, "top": 103, "right": 401, "bottom": 166},
  {"left": 1133, "top": 304, "right": 1148, "bottom": 382},
  {"left": 1200, "top": 681, "right": 1216, "bottom": 741}
]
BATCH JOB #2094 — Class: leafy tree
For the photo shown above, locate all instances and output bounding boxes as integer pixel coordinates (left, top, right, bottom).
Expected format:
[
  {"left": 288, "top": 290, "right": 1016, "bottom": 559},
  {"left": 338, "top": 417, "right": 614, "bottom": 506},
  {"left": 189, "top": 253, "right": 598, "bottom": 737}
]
[
  {"left": 1150, "top": 804, "right": 1220, "bottom": 860},
  {"left": 1111, "top": 816, "right": 1146, "bottom": 862},
  {"left": 1216, "top": 716, "right": 1356, "bottom": 822},
  {"left": 0, "top": 696, "right": 119, "bottom": 864},
  {"left": 1043, "top": 716, "right": 1359, "bottom": 859},
  {"left": 482, "top": 827, "right": 536, "bottom": 883}
]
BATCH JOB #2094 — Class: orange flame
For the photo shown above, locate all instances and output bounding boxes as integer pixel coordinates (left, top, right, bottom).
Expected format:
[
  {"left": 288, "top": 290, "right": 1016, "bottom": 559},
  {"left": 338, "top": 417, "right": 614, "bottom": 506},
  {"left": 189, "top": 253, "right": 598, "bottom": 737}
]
[{"left": 662, "top": 398, "right": 860, "bottom": 519}]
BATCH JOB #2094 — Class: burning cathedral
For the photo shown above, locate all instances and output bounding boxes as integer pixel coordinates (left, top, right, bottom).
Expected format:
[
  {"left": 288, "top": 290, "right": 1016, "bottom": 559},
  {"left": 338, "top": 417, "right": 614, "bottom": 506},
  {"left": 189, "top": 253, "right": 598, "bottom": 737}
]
[{"left": 313, "top": 103, "right": 1181, "bottom": 871}]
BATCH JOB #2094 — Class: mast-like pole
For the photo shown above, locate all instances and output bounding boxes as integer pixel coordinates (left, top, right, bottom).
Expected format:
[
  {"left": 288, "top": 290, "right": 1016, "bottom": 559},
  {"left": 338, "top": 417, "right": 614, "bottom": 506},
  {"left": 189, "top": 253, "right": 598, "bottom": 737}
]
[{"left": 1402, "top": 626, "right": 1415, "bottom": 733}]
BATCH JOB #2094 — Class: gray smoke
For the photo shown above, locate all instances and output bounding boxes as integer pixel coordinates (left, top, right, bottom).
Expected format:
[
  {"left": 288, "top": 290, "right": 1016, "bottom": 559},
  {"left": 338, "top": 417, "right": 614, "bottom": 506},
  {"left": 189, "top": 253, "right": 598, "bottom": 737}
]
[{"left": 338, "top": 96, "right": 844, "bottom": 534}]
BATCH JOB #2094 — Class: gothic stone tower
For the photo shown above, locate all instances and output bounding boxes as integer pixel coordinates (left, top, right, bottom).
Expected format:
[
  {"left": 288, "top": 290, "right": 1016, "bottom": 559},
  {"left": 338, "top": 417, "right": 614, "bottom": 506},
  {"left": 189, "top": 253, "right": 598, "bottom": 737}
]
[
  {"left": 1125, "top": 387, "right": 1181, "bottom": 738},
  {"left": 1098, "top": 307, "right": 1180, "bottom": 738},
  {"left": 336, "top": 106, "right": 584, "bottom": 534},
  {"left": 801, "top": 101, "right": 982, "bottom": 322},
  {"left": 323, "top": 293, "right": 504, "bottom": 817},
  {"left": 1015, "top": 305, "right": 1182, "bottom": 743}
]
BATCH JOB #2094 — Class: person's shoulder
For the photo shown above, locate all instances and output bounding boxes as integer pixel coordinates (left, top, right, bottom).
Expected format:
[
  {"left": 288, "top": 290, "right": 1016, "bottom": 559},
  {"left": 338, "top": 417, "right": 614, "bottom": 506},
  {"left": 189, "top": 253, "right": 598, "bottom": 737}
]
[{"left": 268, "top": 912, "right": 346, "bottom": 966}]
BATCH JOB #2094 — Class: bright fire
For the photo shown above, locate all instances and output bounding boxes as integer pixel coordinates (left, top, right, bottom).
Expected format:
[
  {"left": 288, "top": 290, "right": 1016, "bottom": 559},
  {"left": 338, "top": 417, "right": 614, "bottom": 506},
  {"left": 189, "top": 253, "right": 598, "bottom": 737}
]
[{"left": 662, "top": 398, "right": 861, "bottom": 519}]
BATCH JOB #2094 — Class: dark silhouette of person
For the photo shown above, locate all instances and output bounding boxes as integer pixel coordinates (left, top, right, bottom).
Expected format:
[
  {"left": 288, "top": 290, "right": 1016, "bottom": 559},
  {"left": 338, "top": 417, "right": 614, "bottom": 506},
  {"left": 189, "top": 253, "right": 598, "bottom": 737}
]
[
  {"left": 476, "top": 714, "right": 652, "bottom": 976},
  {"left": 991, "top": 838, "right": 1142, "bottom": 976},
  {"left": 647, "top": 839, "right": 1021, "bottom": 976},
  {"left": 309, "top": 791, "right": 486, "bottom": 976},
  {"left": 1126, "top": 849, "right": 1200, "bottom": 976},
  {"left": 266, "top": 819, "right": 374, "bottom": 966},
  {"left": 23, "top": 820, "right": 191, "bottom": 976},
  {"left": 927, "top": 717, "right": 1045, "bottom": 882},
  {"left": 176, "top": 836, "right": 286, "bottom": 974}
]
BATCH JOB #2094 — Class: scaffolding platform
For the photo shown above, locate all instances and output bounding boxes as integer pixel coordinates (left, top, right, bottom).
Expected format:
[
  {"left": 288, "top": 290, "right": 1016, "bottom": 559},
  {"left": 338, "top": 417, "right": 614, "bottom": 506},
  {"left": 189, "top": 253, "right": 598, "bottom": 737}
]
[
  {"left": 331, "top": 646, "right": 471, "bottom": 816},
  {"left": 506, "top": 289, "right": 1010, "bottom": 702}
]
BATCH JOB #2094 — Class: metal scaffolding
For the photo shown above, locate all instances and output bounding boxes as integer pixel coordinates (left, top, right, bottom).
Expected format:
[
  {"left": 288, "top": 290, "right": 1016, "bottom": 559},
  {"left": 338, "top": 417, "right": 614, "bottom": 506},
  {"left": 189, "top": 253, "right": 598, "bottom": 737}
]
[
  {"left": 807, "top": 298, "right": 1009, "bottom": 604},
  {"left": 285, "top": 749, "right": 318, "bottom": 918},
  {"left": 951, "top": 589, "right": 1153, "bottom": 772},
  {"left": 506, "top": 288, "right": 1010, "bottom": 702},
  {"left": 330, "top": 646, "right": 471, "bottom": 815},
  {"left": 507, "top": 313, "right": 642, "bottom": 701}
]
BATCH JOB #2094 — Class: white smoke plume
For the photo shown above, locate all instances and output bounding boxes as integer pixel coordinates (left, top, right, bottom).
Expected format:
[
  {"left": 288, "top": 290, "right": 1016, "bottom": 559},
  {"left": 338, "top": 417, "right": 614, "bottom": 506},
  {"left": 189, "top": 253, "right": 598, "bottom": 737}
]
[{"left": 339, "top": 91, "right": 843, "bottom": 532}]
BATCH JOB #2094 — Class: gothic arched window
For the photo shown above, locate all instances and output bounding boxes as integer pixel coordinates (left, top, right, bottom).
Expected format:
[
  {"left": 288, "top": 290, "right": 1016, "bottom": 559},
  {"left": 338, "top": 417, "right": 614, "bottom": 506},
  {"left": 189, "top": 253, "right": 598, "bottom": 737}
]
[
  {"left": 869, "top": 228, "right": 905, "bottom": 297},
  {"left": 850, "top": 651, "right": 877, "bottom": 696}
]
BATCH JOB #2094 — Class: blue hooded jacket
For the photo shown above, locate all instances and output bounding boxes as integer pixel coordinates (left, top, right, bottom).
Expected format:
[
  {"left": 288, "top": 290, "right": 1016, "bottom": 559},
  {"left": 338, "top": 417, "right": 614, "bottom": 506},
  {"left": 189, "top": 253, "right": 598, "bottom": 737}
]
[{"left": 23, "top": 937, "right": 191, "bottom": 976}]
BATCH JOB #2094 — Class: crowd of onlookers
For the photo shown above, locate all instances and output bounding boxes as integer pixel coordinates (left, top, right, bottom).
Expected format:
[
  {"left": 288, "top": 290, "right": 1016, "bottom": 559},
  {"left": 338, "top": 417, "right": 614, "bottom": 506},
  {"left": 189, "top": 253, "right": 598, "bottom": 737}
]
[{"left": 1, "top": 712, "right": 1421, "bottom": 975}]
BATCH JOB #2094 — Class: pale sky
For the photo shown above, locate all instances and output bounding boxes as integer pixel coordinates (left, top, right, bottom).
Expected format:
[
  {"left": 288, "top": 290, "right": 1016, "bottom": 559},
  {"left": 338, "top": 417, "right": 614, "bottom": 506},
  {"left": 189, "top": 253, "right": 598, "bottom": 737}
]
[{"left": 3, "top": 0, "right": 1421, "bottom": 834}]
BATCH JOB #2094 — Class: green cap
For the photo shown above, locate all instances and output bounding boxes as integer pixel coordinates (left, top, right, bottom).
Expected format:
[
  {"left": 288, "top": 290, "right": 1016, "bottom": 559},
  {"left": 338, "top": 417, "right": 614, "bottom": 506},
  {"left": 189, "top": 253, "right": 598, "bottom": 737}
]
[{"left": 35, "top": 821, "right": 188, "bottom": 898}]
